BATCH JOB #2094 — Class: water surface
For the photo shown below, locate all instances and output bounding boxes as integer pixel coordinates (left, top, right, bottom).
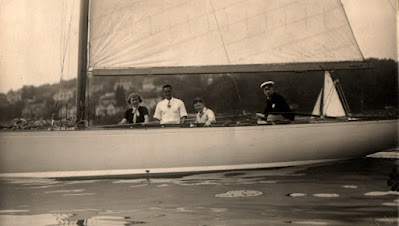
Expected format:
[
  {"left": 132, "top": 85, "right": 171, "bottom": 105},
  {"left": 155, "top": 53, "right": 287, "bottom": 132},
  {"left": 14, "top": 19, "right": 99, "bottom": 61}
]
[{"left": 0, "top": 153, "right": 398, "bottom": 225}]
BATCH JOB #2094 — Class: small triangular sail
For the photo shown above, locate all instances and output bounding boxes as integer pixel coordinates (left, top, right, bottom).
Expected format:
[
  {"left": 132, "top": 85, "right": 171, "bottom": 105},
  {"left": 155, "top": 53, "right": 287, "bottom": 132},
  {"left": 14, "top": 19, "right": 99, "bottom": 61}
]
[
  {"left": 312, "top": 89, "right": 322, "bottom": 116},
  {"left": 312, "top": 71, "right": 347, "bottom": 117}
]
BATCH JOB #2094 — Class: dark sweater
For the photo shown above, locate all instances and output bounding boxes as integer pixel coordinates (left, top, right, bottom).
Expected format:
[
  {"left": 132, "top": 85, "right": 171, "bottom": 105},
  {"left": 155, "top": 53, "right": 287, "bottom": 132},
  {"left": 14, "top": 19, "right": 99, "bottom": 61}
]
[{"left": 263, "top": 93, "right": 295, "bottom": 121}]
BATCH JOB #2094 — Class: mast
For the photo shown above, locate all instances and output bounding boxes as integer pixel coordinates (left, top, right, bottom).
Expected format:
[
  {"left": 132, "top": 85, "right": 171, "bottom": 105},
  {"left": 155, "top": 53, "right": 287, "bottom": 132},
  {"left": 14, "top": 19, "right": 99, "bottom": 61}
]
[{"left": 76, "top": 0, "right": 89, "bottom": 124}]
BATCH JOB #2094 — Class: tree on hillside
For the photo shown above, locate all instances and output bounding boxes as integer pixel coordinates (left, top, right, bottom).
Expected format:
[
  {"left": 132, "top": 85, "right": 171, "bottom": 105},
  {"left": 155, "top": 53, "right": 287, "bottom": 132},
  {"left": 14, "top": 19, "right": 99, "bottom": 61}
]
[
  {"left": 21, "top": 85, "right": 36, "bottom": 100},
  {"left": 115, "top": 85, "right": 126, "bottom": 107}
]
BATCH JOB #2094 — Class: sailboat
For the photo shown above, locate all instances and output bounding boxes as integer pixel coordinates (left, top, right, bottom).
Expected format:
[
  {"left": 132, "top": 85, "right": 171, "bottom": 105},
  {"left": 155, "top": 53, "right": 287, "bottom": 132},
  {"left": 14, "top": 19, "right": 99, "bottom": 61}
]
[
  {"left": 312, "top": 71, "right": 351, "bottom": 119},
  {"left": 0, "top": 0, "right": 397, "bottom": 178}
]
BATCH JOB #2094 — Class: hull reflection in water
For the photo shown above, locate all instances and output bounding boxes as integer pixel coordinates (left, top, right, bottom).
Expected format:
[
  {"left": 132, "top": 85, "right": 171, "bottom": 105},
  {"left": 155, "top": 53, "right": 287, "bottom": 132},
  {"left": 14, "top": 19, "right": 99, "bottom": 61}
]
[{"left": 0, "top": 119, "right": 397, "bottom": 178}]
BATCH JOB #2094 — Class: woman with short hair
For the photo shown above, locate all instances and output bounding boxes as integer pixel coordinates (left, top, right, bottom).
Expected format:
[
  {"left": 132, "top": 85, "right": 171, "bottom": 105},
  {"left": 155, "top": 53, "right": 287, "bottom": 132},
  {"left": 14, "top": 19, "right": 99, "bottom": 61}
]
[{"left": 119, "top": 93, "right": 149, "bottom": 124}]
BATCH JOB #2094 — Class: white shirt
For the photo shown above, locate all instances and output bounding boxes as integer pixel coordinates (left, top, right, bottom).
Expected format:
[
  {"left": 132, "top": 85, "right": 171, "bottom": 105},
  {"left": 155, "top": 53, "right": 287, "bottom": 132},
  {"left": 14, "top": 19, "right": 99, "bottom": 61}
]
[
  {"left": 195, "top": 107, "right": 216, "bottom": 124},
  {"left": 153, "top": 97, "right": 188, "bottom": 124}
]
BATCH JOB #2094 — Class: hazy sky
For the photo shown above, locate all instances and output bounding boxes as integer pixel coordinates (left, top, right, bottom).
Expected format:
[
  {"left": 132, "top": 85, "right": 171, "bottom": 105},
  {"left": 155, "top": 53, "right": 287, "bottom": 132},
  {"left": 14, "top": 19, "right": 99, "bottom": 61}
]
[{"left": 0, "top": 0, "right": 397, "bottom": 94}]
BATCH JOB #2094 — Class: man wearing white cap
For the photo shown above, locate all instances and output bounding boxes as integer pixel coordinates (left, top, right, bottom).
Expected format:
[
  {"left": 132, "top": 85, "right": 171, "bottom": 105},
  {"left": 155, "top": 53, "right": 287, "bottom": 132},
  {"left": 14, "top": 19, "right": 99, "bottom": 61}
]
[{"left": 256, "top": 81, "right": 295, "bottom": 122}]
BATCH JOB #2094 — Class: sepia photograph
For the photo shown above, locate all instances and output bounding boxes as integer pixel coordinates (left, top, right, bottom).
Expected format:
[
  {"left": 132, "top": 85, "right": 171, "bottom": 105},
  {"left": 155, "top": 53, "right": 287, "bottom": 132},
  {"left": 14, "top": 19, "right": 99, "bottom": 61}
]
[{"left": 0, "top": 0, "right": 398, "bottom": 225}]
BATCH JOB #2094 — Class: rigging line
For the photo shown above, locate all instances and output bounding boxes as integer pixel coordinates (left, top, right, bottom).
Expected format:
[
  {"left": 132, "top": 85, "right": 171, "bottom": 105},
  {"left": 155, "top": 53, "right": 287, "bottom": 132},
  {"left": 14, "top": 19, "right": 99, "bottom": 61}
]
[
  {"left": 228, "top": 73, "right": 245, "bottom": 111},
  {"left": 56, "top": 0, "right": 66, "bottom": 115},
  {"left": 60, "top": 0, "right": 76, "bottom": 75},
  {"left": 209, "top": 0, "right": 230, "bottom": 64},
  {"left": 336, "top": 81, "right": 351, "bottom": 114},
  {"left": 387, "top": 0, "right": 397, "bottom": 14},
  {"left": 339, "top": 0, "right": 365, "bottom": 61},
  {"left": 209, "top": 0, "right": 244, "bottom": 111},
  {"left": 60, "top": 0, "right": 65, "bottom": 68}
]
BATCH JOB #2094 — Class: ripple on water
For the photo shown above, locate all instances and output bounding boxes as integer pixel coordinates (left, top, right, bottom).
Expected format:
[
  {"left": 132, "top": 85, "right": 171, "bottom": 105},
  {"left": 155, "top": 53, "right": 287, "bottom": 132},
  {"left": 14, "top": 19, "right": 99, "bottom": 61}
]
[
  {"left": 364, "top": 191, "right": 399, "bottom": 196},
  {"left": 130, "top": 184, "right": 148, "bottom": 188},
  {"left": 65, "top": 180, "right": 101, "bottom": 185},
  {"left": 0, "top": 209, "right": 30, "bottom": 213},
  {"left": 287, "top": 221, "right": 328, "bottom": 225},
  {"left": 367, "top": 151, "right": 399, "bottom": 159},
  {"left": 4, "top": 178, "right": 59, "bottom": 186},
  {"left": 215, "top": 190, "right": 262, "bottom": 198},
  {"left": 112, "top": 179, "right": 148, "bottom": 184},
  {"left": 45, "top": 189, "right": 85, "bottom": 194},
  {"left": 62, "top": 193, "right": 95, "bottom": 196},
  {"left": 82, "top": 215, "right": 146, "bottom": 225},
  {"left": 287, "top": 193, "right": 307, "bottom": 197},
  {"left": 210, "top": 208, "right": 227, "bottom": 213},
  {"left": 176, "top": 207, "right": 194, "bottom": 212},
  {"left": 374, "top": 218, "right": 399, "bottom": 224},
  {"left": 382, "top": 202, "right": 398, "bottom": 206},
  {"left": 312, "top": 193, "right": 339, "bottom": 198},
  {"left": 342, "top": 185, "right": 358, "bottom": 189}
]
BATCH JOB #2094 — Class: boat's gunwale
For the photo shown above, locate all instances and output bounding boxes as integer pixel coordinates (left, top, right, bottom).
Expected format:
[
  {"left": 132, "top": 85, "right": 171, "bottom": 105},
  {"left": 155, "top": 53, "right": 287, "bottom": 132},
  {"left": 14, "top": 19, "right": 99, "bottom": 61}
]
[{"left": 0, "top": 118, "right": 397, "bottom": 137}]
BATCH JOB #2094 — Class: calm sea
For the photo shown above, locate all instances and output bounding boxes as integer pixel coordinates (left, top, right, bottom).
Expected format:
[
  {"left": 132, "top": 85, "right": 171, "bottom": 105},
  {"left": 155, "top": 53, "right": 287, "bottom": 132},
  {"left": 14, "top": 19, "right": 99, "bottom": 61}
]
[{"left": 0, "top": 151, "right": 398, "bottom": 225}]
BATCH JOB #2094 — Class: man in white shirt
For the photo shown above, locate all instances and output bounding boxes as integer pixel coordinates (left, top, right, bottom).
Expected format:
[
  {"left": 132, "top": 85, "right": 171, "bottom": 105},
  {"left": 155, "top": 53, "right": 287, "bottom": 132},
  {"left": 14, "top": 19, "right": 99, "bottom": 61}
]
[
  {"left": 193, "top": 97, "right": 216, "bottom": 127},
  {"left": 153, "top": 84, "right": 188, "bottom": 124}
]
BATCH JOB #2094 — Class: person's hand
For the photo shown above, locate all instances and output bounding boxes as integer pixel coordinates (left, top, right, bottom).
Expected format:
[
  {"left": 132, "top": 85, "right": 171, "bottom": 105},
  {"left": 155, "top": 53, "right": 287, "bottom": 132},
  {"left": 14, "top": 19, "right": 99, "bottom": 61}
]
[
  {"left": 180, "top": 117, "right": 187, "bottom": 125},
  {"left": 243, "top": 111, "right": 252, "bottom": 116},
  {"left": 255, "top": 113, "right": 265, "bottom": 118}
]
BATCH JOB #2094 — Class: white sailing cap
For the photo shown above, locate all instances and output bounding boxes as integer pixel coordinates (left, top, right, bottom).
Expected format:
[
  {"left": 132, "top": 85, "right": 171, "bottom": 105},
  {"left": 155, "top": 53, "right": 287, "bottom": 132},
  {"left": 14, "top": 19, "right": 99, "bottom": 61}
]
[{"left": 260, "top": 81, "right": 274, "bottom": 88}]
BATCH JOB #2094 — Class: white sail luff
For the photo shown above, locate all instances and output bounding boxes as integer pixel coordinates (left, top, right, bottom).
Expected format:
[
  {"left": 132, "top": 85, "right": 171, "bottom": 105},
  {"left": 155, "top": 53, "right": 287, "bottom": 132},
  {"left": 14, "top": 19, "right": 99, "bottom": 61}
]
[{"left": 312, "top": 89, "right": 322, "bottom": 116}]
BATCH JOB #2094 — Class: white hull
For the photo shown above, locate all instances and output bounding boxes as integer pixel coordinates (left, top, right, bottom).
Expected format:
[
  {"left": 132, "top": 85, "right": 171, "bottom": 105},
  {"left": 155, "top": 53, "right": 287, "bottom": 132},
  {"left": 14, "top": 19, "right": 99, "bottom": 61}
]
[{"left": 0, "top": 119, "right": 397, "bottom": 178}]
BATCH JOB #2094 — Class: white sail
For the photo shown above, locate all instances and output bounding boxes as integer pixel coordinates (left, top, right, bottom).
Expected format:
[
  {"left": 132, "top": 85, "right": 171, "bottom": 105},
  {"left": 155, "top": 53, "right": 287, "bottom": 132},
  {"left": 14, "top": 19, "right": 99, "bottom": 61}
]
[
  {"left": 312, "top": 89, "right": 322, "bottom": 116},
  {"left": 88, "top": 0, "right": 363, "bottom": 73},
  {"left": 312, "top": 71, "right": 347, "bottom": 117}
]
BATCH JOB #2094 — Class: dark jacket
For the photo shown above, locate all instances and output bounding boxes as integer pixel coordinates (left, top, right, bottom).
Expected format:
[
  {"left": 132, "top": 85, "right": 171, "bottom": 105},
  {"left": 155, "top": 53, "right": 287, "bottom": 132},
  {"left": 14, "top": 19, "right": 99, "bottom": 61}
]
[
  {"left": 263, "top": 93, "right": 295, "bottom": 121},
  {"left": 123, "top": 106, "right": 149, "bottom": 123}
]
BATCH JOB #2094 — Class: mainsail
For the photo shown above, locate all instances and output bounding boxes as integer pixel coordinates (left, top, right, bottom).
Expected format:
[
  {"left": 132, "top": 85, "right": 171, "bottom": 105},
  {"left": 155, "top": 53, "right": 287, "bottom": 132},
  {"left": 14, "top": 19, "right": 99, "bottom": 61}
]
[{"left": 88, "top": 0, "right": 364, "bottom": 75}]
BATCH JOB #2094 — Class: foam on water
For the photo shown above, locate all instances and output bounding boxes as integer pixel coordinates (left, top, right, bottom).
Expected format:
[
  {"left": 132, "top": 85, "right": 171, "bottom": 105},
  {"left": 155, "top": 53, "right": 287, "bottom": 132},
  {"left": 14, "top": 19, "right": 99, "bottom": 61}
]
[
  {"left": 65, "top": 180, "right": 101, "bottom": 185},
  {"left": 364, "top": 191, "right": 399, "bottom": 196},
  {"left": 0, "top": 210, "right": 30, "bottom": 213},
  {"left": 374, "top": 218, "right": 399, "bottom": 223},
  {"left": 382, "top": 202, "right": 398, "bottom": 206},
  {"left": 3, "top": 178, "right": 58, "bottom": 186},
  {"left": 113, "top": 179, "right": 148, "bottom": 184},
  {"left": 288, "top": 221, "right": 328, "bottom": 225},
  {"left": 130, "top": 184, "right": 148, "bottom": 188},
  {"left": 313, "top": 193, "right": 339, "bottom": 198},
  {"left": 62, "top": 193, "right": 95, "bottom": 196},
  {"left": 367, "top": 150, "right": 399, "bottom": 159},
  {"left": 210, "top": 208, "right": 227, "bottom": 213},
  {"left": 215, "top": 190, "right": 263, "bottom": 198},
  {"left": 176, "top": 207, "right": 194, "bottom": 212},
  {"left": 0, "top": 214, "right": 68, "bottom": 226},
  {"left": 49, "top": 209, "right": 101, "bottom": 213},
  {"left": 342, "top": 185, "right": 358, "bottom": 189},
  {"left": 44, "top": 189, "right": 85, "bottom": 194},
  {"left": 288, "top": 193, "right": 307, "bottom": 197}
]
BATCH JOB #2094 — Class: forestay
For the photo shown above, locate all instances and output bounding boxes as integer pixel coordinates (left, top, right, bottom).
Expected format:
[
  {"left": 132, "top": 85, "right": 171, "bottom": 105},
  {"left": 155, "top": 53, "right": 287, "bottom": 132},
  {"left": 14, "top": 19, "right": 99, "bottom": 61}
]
[{"left": 88, "top": 0, "right": 363, "bottom": 74}]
